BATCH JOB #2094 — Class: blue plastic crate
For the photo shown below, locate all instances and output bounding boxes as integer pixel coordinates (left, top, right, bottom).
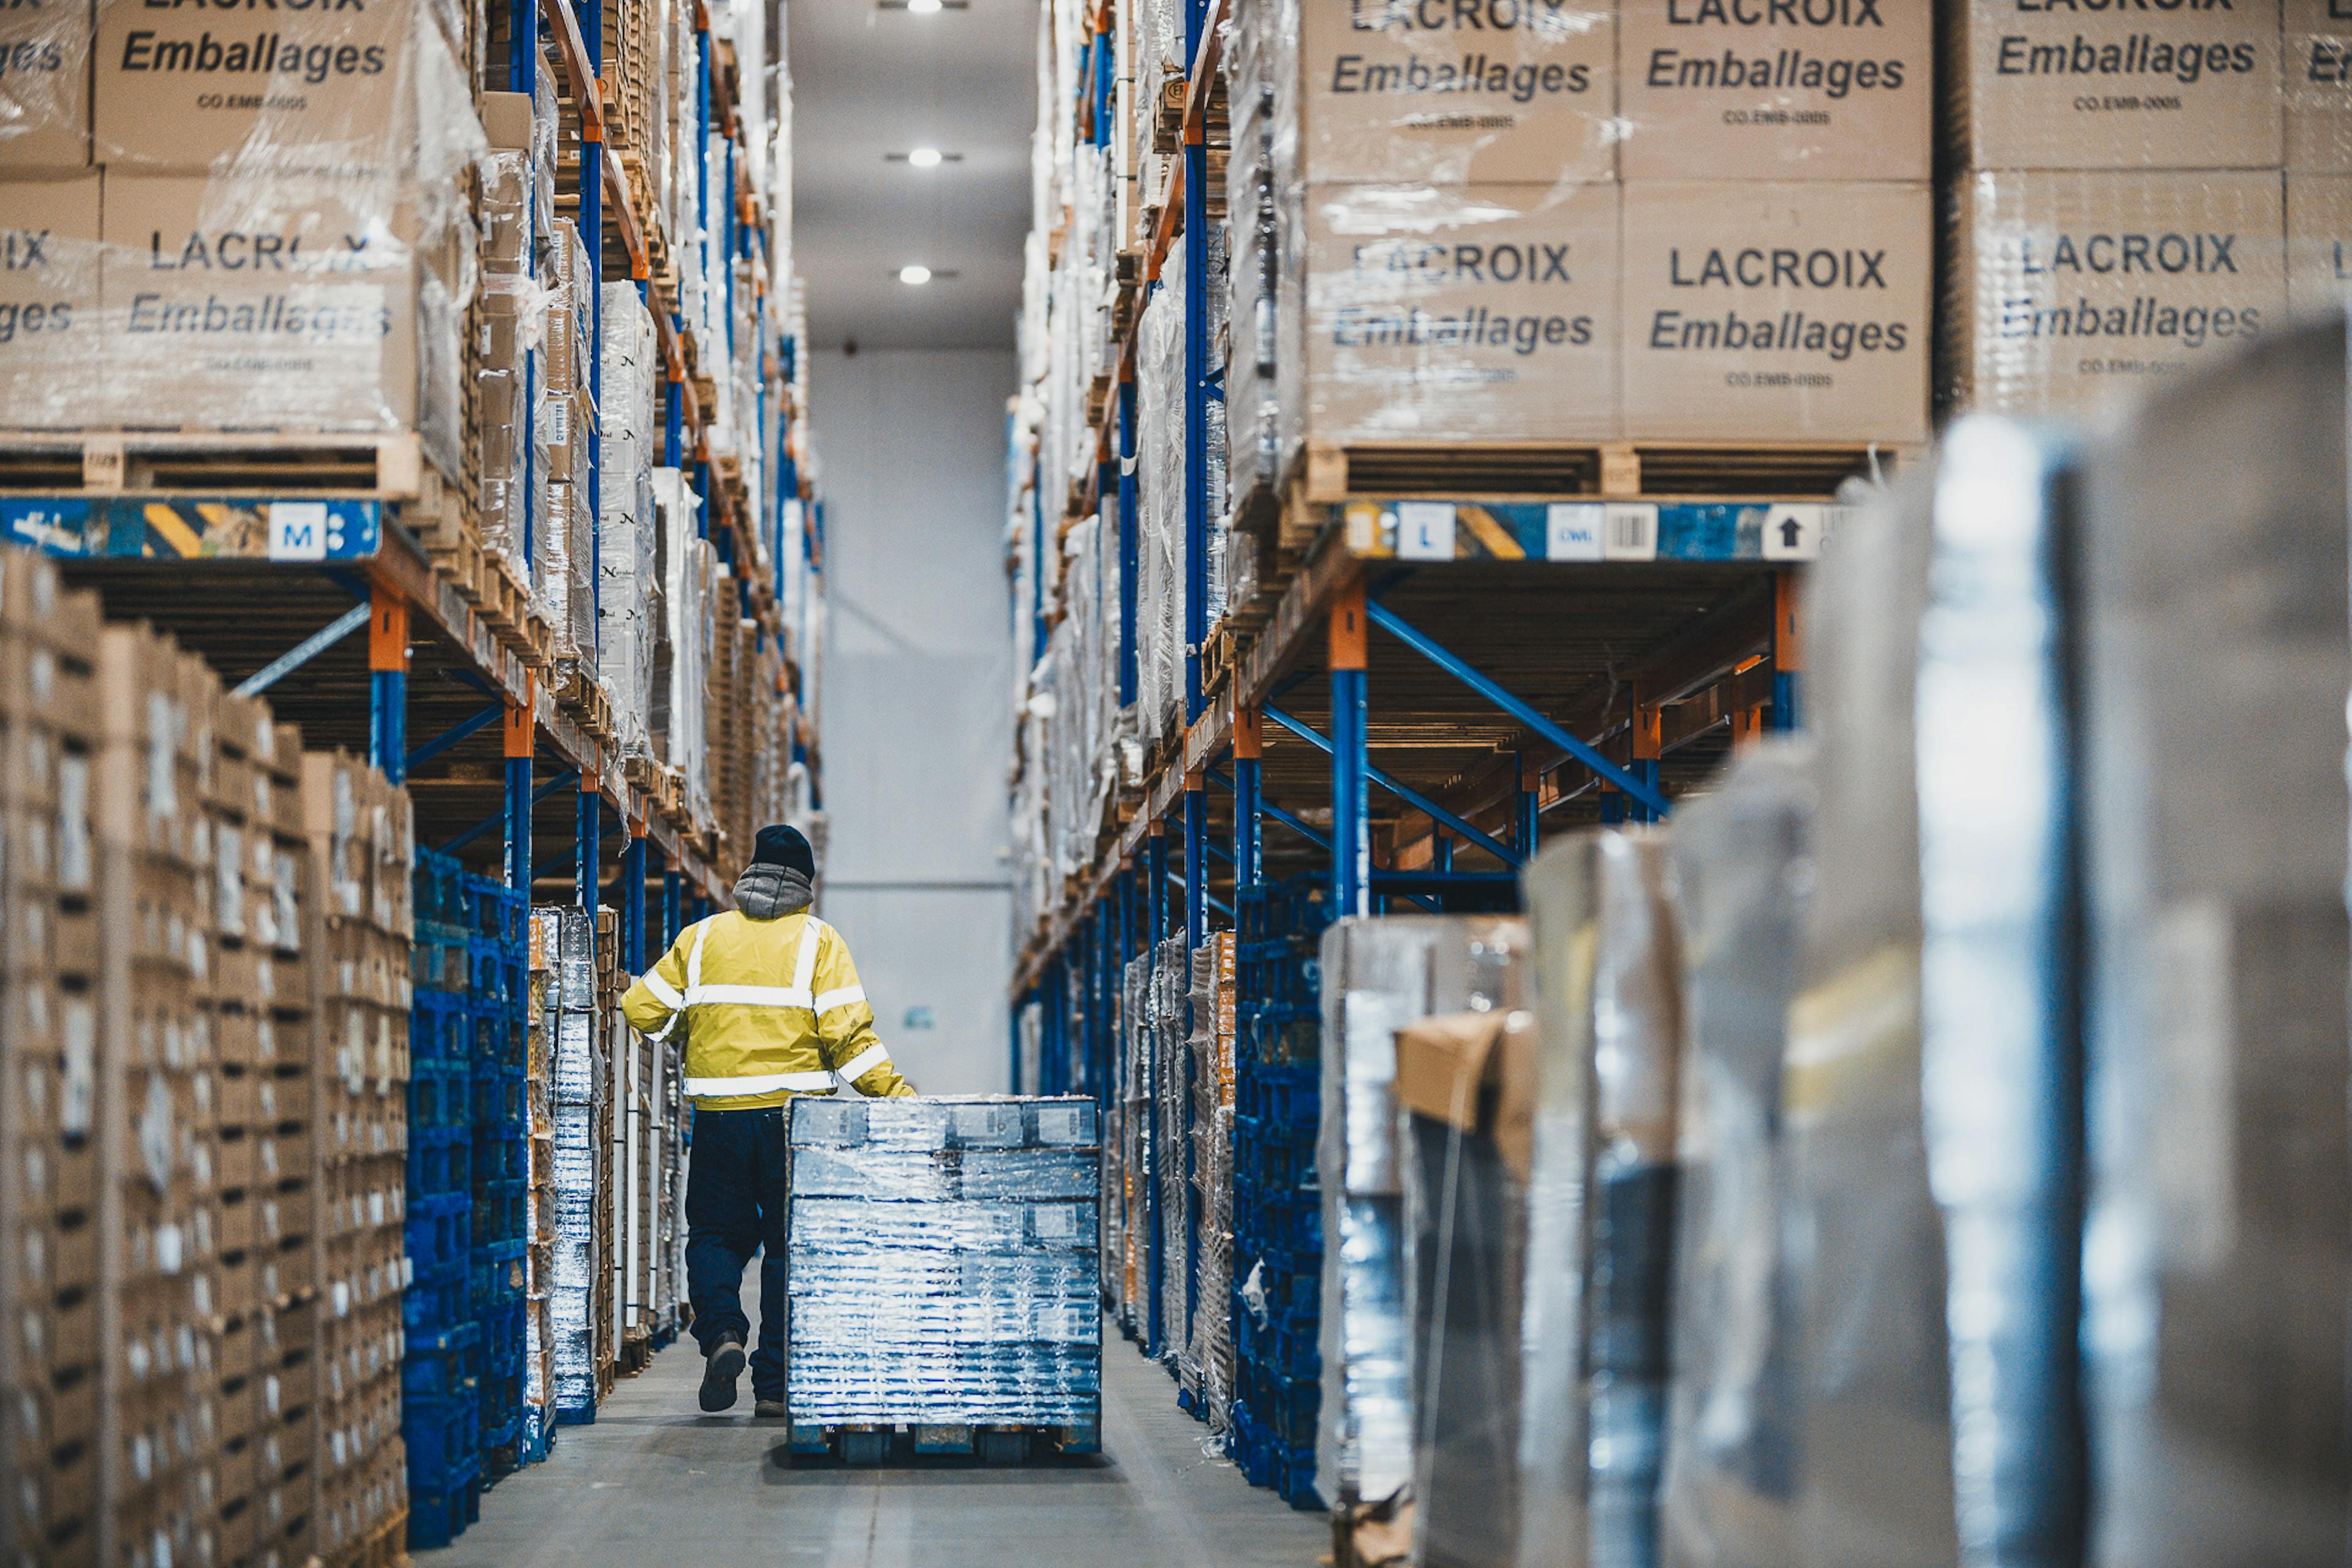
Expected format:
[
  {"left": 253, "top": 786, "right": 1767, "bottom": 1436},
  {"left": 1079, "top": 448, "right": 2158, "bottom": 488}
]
[
  {"left": 471, "top": 1012, "right": 527, "bottom": 1074},
  {"left": 407, "top": 1126, "right": 473, "bottom": 1199},
  {"left": 402, "top": 1265, "right": 472, "bottom": 1344},
  {"left": 409, "top": 1059, "right": 471, "bottom": 1131},
  {"left": 401, "top": 1335, "right": 480, "bottom": 1401},
  {"left": 404, "top": 1191, "right": 471, "bottom": 1271},
  {"left": 470, "top": 1131, "right": 528, "bottom": 1185},
  {"left": 410, "top": 989, "right": 471, "bottom": 1066},
  {"left": 405, "top": 1463, "right": 483, "bottom": 1550},
  {"left": 413, "top": 851, "right": 466, "bottom": 931},
  {"left": 406, "top": 1390, "right": 484, "bottom": 1479},
  {"left": 467, "top": 941, "right": 527, "bottom": 1006},
  {"left": 467, "top": 1237, "right": 528, "bottom": 1307},
  {"left": 462, "top": 873, "right": 527, "bottom": 948},
  {"left": 470, "top": 1071, "right": 524, "bottom": 1129},
  {"left": 470, "top": 1182, "right": 528, "bottom": 1250}
]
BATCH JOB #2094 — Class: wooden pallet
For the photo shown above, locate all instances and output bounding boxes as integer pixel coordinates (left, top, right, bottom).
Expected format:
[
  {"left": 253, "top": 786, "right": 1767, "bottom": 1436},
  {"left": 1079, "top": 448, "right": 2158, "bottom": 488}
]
[
  {"left": 624, "top": 755, "right": 685, "bottom": 824},
  {"left": 787, "top": 1421, "right": 1099, "bottom": 1463},
  {"left": 552, "top": 663, "right": 614, "bottom": 741},
  {"left": 0, "top": 429, "right": 431, "bottom": 498},
  {"left": 1298, "top": 438, "right": 1912, "bottom": 507},
  {"left": 350, "top": 1507, "right": 409, "bottom": 1568}
]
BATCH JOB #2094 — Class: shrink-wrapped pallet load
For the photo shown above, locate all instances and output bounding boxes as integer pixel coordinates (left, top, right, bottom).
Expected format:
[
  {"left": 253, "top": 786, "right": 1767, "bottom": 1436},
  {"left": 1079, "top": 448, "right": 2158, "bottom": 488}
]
[
  {"left": 2074, "top": 312, "right": 2351, "bottom": 1568},
  {"left": 783, "top": 1096, "right": 1103, "bottom": 1451}
]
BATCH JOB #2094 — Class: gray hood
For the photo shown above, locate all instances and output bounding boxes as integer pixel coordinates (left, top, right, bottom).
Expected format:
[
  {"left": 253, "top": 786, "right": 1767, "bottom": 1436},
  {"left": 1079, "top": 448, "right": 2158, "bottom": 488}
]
[{"left": 732, "top": 862, "right": 814, "bottom": 920}]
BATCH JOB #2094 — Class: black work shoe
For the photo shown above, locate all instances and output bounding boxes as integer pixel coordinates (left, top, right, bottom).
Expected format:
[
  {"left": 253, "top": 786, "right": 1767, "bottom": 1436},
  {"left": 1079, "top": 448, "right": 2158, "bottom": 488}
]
[
  {"left": 753, "top": 1398, "right": 786, "bottom": 1419},
  {"left": 699, "top": 1336, "right": 747, "bottom": 1412}
]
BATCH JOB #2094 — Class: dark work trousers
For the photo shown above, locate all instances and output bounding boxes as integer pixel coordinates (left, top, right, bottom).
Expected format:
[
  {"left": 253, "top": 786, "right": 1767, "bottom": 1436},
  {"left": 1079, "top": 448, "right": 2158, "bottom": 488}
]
[{"left": 684, "top": 1104, "right": 791, "bottom": 1401}]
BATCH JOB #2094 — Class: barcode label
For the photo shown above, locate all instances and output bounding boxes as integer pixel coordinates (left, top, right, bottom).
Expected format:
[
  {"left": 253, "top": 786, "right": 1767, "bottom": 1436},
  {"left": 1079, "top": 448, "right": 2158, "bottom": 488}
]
[{"left": 1604, "top": 503, "right": 1658, "bottom": 561}]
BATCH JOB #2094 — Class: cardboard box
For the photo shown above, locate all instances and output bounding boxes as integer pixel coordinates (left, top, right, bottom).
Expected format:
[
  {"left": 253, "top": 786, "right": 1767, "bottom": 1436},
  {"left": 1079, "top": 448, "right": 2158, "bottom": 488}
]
[
  {"left": 2288, "top": 170, "right": 2352, "bottom": 311},
  {"left": 92, "top": 0, "right": 424, "bottom": 173},
  {"left": 96, "top": 173, "right": 422, "bottom": 432},
  {"left": 0, "top": 0, "right": 92, "bottom": 170},
  {"left": 1617, "top": 0, "right": 1934, "bottom": 182},
  {"left": 1943, "top": 0, "right": 2283, "bottom": 172},
  {"left": 1392, "top": 1008, "right": 1537, "bottom": 1180},
  {"left": 0, "top": 172, "right": 102, "bottom": 429},
  {"left": 1946, "top": 168, "right": 2286, "bottom": 415},
  {"left": 479, "top": 91, "right": 532, "bottom": 274},
  {"left": 1620, "top": 179, "right": 1931, "bottom": 442},
  {"left": 2288, "top": 0, "right": 2352, "bottom": 171},
  {"left": 1303, "top": 180, "right": 1620, "bottom": 442},
  {"left": 1294, "top": 0, "right": 1615, "bottom": 185}
]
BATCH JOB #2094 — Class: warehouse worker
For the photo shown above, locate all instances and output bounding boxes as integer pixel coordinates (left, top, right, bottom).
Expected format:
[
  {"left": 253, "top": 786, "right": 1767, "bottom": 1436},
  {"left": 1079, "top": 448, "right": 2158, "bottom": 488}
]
[{"left": 621, "top": 823, "right": 916, "bottom": 1419}]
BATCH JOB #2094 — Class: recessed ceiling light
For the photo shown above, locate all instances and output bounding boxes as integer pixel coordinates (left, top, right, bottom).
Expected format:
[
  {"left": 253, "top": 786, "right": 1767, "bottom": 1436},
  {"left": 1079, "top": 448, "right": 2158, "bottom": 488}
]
[
  {"left": 907, "top": 146, "right": 943, "bottom": 168},
  {"left": 904, "top": 0, "right": 944, "bottom": 13},
  {"left": 899, "top": 265, "right": 933, "bottom": 285}
]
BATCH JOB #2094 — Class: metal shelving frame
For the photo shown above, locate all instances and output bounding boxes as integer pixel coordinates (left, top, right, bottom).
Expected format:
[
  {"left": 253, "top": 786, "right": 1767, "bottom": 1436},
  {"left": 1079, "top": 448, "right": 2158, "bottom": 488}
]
[
  {"left": 0, "top": 0, "right": 818, "bottom": 954},
  {"left": 1016, "top": 0, "right": 1863, "bottom": 1488}
]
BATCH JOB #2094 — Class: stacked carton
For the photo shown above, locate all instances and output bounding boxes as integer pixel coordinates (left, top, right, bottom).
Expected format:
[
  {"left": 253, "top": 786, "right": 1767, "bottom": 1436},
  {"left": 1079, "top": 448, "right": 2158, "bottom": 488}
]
[
  {"left": 301, "top": 752, "right": 415, "bottom": 1567},
  {"left": 0, "top": 556, "right": 102, "bottom": 1568},
  {"left": 521, "top": 914, "right": 560, "bottom": 1460},
  {"left": 541, "top": 906, "right": 604, "bottom": 1417},
  {"left": 203, "top": 695, "right": 318, "bottom": 1568},
  {"left": 94, "top": 624, "right": 223, "bottom": 1568},
  {"left": 782, "top": 1096, "right": 1104, "bottom": 1448},
  {"left": 538, "top": 221, "right": 601, "bottom": 669},
  {"left": 1182, "top": 933, "right": 1236, "bottom": 1430},
  {"left": 0, "top": 0, "right": 485, "bottom": 467},
  {"left": 1218, "top": 0, "right": 1936, "bottom": 475},
  {"left": 1939, "top": 1, "right": 2290, "bottom": 415}
]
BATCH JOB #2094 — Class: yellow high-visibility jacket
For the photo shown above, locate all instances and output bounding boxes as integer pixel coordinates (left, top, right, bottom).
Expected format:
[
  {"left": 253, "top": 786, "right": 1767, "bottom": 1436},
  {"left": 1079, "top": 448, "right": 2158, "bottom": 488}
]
[{"left": 620, "top": 909, "right": 916, "bottom": 1107}]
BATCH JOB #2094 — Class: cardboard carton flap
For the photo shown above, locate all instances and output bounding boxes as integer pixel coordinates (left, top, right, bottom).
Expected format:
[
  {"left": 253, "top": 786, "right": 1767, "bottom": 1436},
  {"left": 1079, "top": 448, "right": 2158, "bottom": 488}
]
[{"left": 1394, "top": 1009, "right": 1538, "bottom": 1181}]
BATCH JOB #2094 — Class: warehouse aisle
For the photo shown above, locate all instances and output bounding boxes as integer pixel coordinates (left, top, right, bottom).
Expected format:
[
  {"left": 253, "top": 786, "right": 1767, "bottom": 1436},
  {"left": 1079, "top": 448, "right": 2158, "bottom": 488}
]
[{"left": 418, "top": 1278, "right": 1324, "bottom": 1567}]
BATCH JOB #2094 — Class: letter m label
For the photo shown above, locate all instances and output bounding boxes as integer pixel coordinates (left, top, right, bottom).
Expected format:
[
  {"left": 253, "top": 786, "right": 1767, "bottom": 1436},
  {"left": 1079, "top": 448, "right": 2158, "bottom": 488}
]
[{"left": 268, "top": 500, "right": 329, "bottom": 561}]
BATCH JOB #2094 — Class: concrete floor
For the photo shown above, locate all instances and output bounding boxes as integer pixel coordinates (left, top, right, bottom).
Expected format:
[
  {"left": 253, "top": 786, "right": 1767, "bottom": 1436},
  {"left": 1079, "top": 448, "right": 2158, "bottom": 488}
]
[{"left": 421, "top": 1280, "right": 1328, "bottom": 1567}]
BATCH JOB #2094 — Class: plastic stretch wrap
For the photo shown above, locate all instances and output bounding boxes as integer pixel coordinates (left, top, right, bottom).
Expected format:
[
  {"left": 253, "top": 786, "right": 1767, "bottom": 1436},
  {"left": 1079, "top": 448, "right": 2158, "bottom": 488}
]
[
  {"left": 658, "top": 469, "right": 715, "bottom": 824},
  {"left": 0, "top": 0, "right": 485, "bottom": 455},
  {"left": 599, "top": 282, "right": 661, "bottom": 759},
  {"left": 1389, "top": 914, "right": 1531, "bottom": 1568},
  {"left": 784, "top": 1097, "right": 1102, "bottom": 1428},
  {"left": 1135, "top": 247, "right": 1187, "bottom": 743},
  {"left": 1153, "top": 935, "right": 1191, "bottom": 1367},
  {"left": 1787, "top": 451, "right": 1957, "bottom": 1568},
  {"left": 2075, "top": 317, "right": 2352, "bottom": 1567},
  {"left": 1315, "top": 918, "right": 1466, "bottom": 1512},
  {"left": 1659, "top": 742, "right": 1814, "bottom": 1568},
  {"left": 540, "top": 903, "right": 604, "bottom": 1413},
  {"left": 1185, "top": 938, "right": 1235, "bottom": 1430},
  {"left": 1912, "top": 422, "right": 2089, "bottom": 1568},
  {"left": 1119, "top": 951, "right": 1155, "bottom": 1330}
]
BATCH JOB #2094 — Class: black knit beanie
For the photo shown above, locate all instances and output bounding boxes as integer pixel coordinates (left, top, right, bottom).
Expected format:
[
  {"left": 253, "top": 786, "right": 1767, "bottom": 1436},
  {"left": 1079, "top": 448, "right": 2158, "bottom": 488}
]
[{"left": 748, "top": 823, "right": 816, "bottom": 879}]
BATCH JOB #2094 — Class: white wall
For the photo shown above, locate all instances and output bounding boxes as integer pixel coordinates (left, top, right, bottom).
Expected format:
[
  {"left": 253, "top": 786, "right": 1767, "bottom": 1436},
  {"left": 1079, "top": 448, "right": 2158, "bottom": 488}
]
[{"left": 811, "top": 348, "right": 1017, "bottom": 1095}]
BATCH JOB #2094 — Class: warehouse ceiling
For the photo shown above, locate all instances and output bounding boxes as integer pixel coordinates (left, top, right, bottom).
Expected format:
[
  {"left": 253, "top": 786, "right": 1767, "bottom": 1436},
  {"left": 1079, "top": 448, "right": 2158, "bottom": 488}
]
[{"left": 786, "top": 0, "right": 1035, "bottom": 350}]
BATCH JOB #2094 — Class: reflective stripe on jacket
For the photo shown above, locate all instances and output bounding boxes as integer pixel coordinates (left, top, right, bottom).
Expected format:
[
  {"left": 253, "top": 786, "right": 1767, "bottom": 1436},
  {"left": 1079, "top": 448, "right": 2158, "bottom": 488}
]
[{"left": 619, "top": 910, "right": 915, "bottom": 1107}]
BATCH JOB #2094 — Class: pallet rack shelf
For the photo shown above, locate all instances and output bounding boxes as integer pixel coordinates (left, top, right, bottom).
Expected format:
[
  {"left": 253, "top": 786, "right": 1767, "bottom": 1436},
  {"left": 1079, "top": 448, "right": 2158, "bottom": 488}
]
[{"left": 1006, "top": 0, "right": 1907, "bottom": 1514}]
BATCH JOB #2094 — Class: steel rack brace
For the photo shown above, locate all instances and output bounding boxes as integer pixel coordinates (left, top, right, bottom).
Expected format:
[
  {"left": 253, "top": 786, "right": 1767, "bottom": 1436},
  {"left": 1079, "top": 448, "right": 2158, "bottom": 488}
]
[
  {"left": 1263, "top": 704, "right": 1520, "bottom": 867},
  {"left": 233, "top": 602, "right": 371, "bottom": 699},
  {"left": 1363, "top": 598, "right": 1674, "bottom": 820},
  {"left": 405, "top": 704, "right": 505, "bottom": 777},
  {"left": 444, "top": 767, "right": 578, "bottom": 858}
]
